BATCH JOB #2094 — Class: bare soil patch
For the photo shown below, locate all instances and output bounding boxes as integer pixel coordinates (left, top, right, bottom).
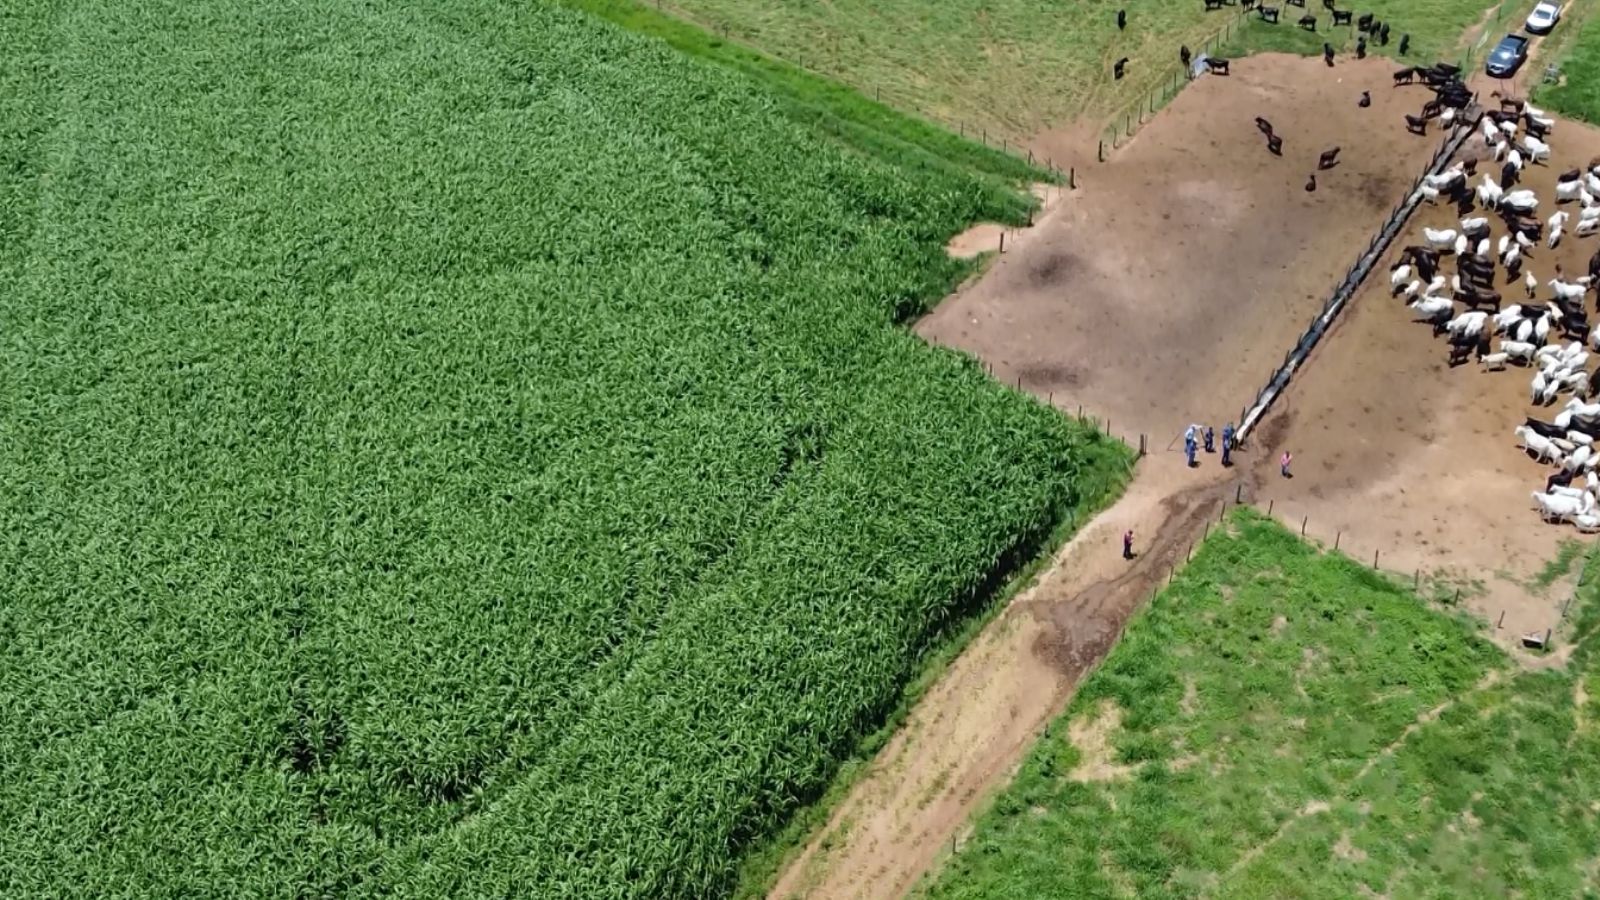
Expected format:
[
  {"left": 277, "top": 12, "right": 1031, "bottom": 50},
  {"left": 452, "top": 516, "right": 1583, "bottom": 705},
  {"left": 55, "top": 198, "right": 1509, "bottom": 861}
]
[
  {"left": 1067, "top": 699, "right": 1140, "bottom": 783},
  {"left": 919, "top": 54, "right": 1440, "bottom": 445}
]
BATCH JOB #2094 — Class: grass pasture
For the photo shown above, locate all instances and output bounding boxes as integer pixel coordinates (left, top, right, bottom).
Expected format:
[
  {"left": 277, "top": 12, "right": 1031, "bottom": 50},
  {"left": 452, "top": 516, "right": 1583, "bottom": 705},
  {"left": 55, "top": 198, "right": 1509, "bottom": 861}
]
[
  {"left": 1537, "top": 1, "right": 1600, "bottom": 124},
  {"left": 925, "top": 511, "right": 1600, "bottom": 899},
  {"left": 1220, "top": 0, "right": 1528, "bottom": 69},
  {"left": 651, "top": 0, "right": 1513, "bottom": 142},
  {"left": 0, "top": 1, "right": 1130, "bottom": 896}
]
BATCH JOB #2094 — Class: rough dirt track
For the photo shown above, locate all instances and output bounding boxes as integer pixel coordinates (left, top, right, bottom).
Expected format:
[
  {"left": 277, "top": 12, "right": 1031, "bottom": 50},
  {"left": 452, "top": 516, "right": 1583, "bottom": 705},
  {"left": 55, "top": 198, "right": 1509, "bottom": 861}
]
[{"left": 771, "top": 53, "right": 1446, "bottom": 900}]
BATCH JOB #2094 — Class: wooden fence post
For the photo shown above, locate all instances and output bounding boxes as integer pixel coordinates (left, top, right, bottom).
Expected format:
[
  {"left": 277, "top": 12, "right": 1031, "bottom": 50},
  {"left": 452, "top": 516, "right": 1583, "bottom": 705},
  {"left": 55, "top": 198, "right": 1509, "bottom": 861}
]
[{"left": 1301, "top": 515, "right": 1307, "bottom": 536}]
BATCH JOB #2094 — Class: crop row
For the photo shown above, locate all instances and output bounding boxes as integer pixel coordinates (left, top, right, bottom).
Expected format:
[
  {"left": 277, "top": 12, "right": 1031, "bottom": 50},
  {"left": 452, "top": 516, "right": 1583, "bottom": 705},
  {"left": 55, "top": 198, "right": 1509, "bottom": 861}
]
[{"left": 0, "top": 1, "right": 1126, "bottom": 897}]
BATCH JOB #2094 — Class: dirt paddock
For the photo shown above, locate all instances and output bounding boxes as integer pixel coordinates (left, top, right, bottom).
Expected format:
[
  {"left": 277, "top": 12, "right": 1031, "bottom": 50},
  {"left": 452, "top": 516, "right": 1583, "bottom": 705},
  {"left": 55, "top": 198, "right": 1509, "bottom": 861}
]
[
  {"left": 921, "top": 53, "right": 1445, "bottom": 444},
  {"left": 1251, "top": 112, "right": 1600, "bottom": 656}
]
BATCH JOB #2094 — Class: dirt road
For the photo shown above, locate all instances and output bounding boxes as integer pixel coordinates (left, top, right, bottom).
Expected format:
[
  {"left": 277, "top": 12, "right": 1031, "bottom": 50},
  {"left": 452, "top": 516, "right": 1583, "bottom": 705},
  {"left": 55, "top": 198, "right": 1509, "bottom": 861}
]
[{"left": 769, "top": 456, "right": 1248, "bottom": 899}]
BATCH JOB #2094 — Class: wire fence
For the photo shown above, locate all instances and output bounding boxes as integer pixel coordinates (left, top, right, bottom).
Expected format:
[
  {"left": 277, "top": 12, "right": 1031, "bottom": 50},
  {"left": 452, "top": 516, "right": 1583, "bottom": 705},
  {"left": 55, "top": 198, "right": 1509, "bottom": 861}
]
[
  {"left": 1455, "top": 0, "right": 1526, "bottom": 75},
  {"left": 1180, "top": 485, "right": 1582, "bottom": 653},
  {"left": 979, "top": 360, "right": 1150, "bottom": 460},
  {"left": 1233, "top": 108, "right": 1479, "bottom": 443},
  {"left": 1098, "top": 11, "right": 1250, "bottom": 159}
]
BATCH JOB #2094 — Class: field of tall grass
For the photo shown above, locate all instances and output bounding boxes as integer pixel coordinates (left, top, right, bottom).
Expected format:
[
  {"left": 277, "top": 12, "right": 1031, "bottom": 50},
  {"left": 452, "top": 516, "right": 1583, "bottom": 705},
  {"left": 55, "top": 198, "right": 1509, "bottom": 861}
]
[{"left": 0, "top": 1, "right": 1128, "bottom": 896}]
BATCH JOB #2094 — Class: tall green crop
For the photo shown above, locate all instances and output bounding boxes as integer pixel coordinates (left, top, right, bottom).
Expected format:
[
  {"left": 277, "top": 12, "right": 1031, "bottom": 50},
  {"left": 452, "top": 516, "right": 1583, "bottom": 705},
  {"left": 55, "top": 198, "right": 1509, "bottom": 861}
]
[{"left": 0, "top": 1, "right": 1126, "bottom": 897}]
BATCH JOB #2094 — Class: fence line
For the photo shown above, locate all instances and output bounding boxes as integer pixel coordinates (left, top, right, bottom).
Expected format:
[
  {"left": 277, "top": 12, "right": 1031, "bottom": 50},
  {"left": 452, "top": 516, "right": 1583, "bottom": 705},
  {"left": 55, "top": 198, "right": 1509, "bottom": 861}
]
[
  {"left": 1234, "top": 110, "right": 1479, "bottom": 444},
  {"left": 979, "top": 361, "right": 1150, "bottom": 460},
  {"left": 1215, "top": 488, "right": 1572, "bottom": 652},
  {"left": 1099, "top": 10, "right": 1249, "bottom": 159}
]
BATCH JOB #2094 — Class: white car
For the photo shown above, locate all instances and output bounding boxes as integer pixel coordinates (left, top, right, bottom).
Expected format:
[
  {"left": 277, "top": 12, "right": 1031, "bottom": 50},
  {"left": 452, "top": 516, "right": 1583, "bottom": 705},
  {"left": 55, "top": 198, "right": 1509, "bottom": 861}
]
[{"left": 1526, "top": 1, "right": 1561, "bottom": 35}]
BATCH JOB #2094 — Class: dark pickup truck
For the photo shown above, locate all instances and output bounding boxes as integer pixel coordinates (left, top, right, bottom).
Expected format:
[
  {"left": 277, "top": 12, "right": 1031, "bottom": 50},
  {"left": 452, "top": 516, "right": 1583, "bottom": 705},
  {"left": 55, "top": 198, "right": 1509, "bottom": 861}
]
[{"left": 1485, "top": 33, "right": 1530, "bottom": 77}]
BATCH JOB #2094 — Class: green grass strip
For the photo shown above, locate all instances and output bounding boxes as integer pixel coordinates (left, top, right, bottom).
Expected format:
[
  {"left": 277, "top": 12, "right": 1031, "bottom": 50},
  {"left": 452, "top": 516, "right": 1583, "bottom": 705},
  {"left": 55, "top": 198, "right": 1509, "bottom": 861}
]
[{"left": 554, "top": 0, "right": 1057, "bottom": 203}]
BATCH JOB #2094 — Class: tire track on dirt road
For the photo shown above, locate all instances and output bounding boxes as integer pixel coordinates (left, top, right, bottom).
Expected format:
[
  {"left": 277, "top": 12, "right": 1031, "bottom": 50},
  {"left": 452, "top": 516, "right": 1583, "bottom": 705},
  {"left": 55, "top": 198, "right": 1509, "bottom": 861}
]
[{"left": 769, "top": 461, "right": 1250, "bottom": 900}]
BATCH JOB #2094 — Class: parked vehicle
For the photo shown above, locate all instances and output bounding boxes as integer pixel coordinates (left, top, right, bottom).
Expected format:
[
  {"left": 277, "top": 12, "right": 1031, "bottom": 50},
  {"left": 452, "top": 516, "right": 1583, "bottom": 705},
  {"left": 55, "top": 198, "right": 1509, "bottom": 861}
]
[
  {"left": 1525, "top": 1, "right": 1561, "bottom": 35},
  {"left": 1486, "top": 33, "right": 1531, "bottom": 77}
]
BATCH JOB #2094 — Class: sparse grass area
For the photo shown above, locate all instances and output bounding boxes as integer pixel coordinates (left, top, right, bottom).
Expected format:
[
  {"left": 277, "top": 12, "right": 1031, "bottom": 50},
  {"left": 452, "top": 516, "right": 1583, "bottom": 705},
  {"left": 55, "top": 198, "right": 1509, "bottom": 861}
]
[
  {"left": 651, "top": 0, "right": 1258, "bottom": 140},
  {"left": 924, "top": 510, "right": 1600, "bottom": 899},
  {"left": 1531, "top": 539, "right": 1585, "bottom": 590},
  {"left": 1221, "top": 0, "right": 1528, "bottom": 67},
  {"left": 655, "top": 0, "right": 1510, "bottom": 141}
]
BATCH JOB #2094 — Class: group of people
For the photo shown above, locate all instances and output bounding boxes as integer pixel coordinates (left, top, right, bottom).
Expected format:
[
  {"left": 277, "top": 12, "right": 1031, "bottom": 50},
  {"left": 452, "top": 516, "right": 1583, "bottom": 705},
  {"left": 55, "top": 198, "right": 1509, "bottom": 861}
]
[{"left": 1183, "top": 422, "right": 1234, "bottom": 468}]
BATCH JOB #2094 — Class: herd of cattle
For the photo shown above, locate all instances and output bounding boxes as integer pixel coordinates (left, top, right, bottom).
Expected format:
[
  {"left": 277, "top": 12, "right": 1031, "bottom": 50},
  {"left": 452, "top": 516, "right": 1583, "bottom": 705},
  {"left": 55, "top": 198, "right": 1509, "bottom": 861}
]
[{"left": 1383, "top": 91, "right": 1600, "bottom": 530}]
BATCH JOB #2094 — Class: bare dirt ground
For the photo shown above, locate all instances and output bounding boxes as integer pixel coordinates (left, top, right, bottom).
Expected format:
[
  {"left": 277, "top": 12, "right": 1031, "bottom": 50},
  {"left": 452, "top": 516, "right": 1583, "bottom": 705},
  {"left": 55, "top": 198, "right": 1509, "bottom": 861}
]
[
  {"left": 919, "top": 54, "right": 1443, "bottom": 446},
  {"left": 770, "top": 53, "right": 1453, "bottom": 900},
  {"left": 1247, "top": 112, "right": 1600, "bottom": 660}
]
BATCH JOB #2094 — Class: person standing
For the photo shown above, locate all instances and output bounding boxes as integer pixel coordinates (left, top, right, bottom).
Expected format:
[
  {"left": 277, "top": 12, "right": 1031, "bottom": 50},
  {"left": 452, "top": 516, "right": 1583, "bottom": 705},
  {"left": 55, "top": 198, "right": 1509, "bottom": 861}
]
[
  {"left": 1123, "top": 529, "right": 1135, "bottom": 559},
  {"left": 1221, "top": 422, "right": 1235, "bottom": 467},
  {"left": 1280, "top": 450, "right": 1293, "bottom": 478},
  {"left": 1204, "top": 426, "right": 1215, "bottom": 453}
]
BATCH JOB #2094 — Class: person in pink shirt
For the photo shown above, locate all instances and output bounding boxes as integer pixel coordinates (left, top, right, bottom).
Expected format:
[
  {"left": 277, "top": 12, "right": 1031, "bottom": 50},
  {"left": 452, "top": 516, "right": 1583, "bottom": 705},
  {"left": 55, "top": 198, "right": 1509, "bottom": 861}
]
[{"left": 1280, "top": 451, "right": 1293, "bottom": 478}]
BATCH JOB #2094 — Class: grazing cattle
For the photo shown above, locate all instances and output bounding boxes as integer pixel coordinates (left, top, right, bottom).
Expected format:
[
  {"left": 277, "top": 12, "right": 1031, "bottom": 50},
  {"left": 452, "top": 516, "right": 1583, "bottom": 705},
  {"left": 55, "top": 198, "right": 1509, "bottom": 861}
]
[
  {"left": 1255, "top": 116, "right": 1274, "bottom": 136},
  {"left": 1379, "top": 22, "right": 1391, "bottom": 43},
  {"left": 1399, "top": 33, "right": 1410, "bottom": 55},
  {"left": 1421, "top": 99, "right": 1442, "bottom": 119},
  {"left": 1287, "top": 0, "right": 1305, "bottom": 6},
  {"left": 1267, "top": 133, "right": 1283, "bottom": 155},
  {"left": 1526, "top": 417, "right": 1567, "bottom": 440},
  {"left": 1181, "top": 45, "right": 1192, "bottom": 67},
  {"left": 1502, "top": 161, "right": 1520, "bottom": 188},
  {"left": 1299, "top": 13, "right": 1317, "bottom": 30},
  {"left": 1501, "top": 96, "right": 1525, "bottom": 115},
  {"left": 1333, "top": 8, "right": 1352, "bottom": 25},
  {"left": 1205, "top": 0, "right": 1226, "bottom": 10},
  {"left": 1323, "top": 42, "right": 1335, "bottom": 65},
  {"left": 1393, "top": 66, "right": 1415, "bottom": 85},
  {"left": 1405, "top": 114, "right": 1428, "bottom": 136},
  {"left": 1356, "top": 36, "right": 1368, "bottom": 58},
  {"left": 1209, "top": 57, "right": 1231, "bottom": 74},
  {"left": 1257, "top": 5, "right": 1279, "bottom": 22},
  {"left": 1305, "top": 173, "right": 1317, "bottom": 192},
  {"left": 1117, "top": 8, "right": 1127, "bottom": 29},
  {"left": 1359, "top": 11, "right": 1375, "bottom": 29},
  {"left": 1242, "top": 0, "right": 1258, "bottom": 9},
  {"left": 1114, "top": 57, "right": 1129, "bottom": 79},
  {"left": 1359, "top": 90, "right": 1371, "bottom": 108}
]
